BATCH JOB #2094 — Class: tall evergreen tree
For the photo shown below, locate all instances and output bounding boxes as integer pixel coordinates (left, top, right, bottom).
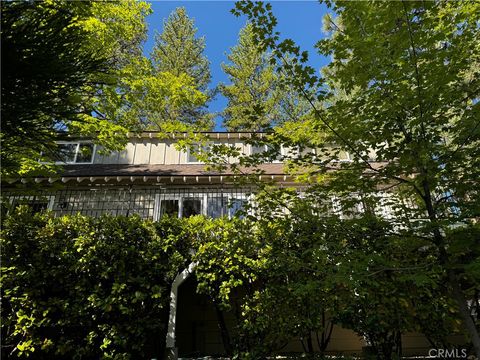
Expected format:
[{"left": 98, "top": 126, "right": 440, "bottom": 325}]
[
  {"left": 220, "top": 23, "right": 277, "bottom": 131},
  {"left": 221, "top": 24, "right": 312, "bottom": 132},
  {"left": 150, "top": 7, "right": 212, "bottom": 128}
]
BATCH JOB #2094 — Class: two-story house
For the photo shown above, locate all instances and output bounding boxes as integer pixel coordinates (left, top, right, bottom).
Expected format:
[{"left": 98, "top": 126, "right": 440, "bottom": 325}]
[{"left": 1, "top": 132, "right": 441, "bottom": 359}]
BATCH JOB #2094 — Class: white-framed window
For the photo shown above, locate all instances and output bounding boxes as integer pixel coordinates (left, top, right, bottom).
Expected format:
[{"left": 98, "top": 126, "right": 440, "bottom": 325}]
[
  {"left": 56, "top": 142, "right": 96, "bottom": 164},
  {"left": 187, "top": 145, "right": 202, "bottom": 163},
  {"left": 154, "top": 194, "right": 204, "bottom": 219},
  {"left": 154, "top": 193, "right": 250, "bottom": 220},
  {"left": 207, "top": 194, "right": 249, "bottom": 219},
  {"left": 338, "top": 150, "right": 352, "bottom": 162},
  {"left": 250, "top": 144, "right": 285, "bottom": 163},
  {"left": 250, "top": 144, "right": 267, "bottom": 156},
  {"left": 187, "top": 143, "right": 215, "bottom": 164},
  {"left": 5, "top": 195, "right": 55, "bottom": 214}
]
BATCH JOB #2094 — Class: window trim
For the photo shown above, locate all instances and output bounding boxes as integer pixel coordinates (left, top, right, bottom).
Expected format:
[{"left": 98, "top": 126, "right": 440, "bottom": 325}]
[
  {"left": 250, "top": 144, "right": 285, "bottom": 163},
  {"left": 154, "top": 194, "right": 205, "bottom": 220},
  {"left": 154, "top": 193, "right": 250, "bottom": 220},
  {"left": 7, "top": 195, "right": 55, "bottom": 212},
  {"left": 55, "top": 141, "right": 96, "bottom": 165},
  {"left": 186, "top": 146, "right": 203, "bottom": 164},
  {"left": 186, "top": 143, "right": 215, "bottom": 164}
]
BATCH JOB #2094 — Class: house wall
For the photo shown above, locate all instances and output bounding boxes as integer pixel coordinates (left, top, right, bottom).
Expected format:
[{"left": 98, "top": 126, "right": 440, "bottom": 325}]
[
  {"left": 92, "top": 136, "right": 251, "bottom": 166},
  {"left": 91, "top": 139, "right": 359, "bottom": 166},
  {"left": 175, "top": 278, "right": 465, "bottom": 358}
]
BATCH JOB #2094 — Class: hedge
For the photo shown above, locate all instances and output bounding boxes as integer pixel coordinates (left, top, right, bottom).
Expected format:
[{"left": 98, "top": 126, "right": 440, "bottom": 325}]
[{"left": 1, "top": 207, "right": 197, "bottom": 359}]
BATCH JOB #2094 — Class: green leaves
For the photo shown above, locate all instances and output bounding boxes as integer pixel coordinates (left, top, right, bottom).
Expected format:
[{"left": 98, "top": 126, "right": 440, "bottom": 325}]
[
  {"left": 232, "top": 1, "right": 480, "bottom": 353},
  {"left": 0, "top": 209, "right": 197, "bottom": 359},
  {"left": 221, "top": 23, "right": 278, "bottom": 131},
  {"left": 1, "top": 0, "right": 152, "bottom": 177},
  {"left": 221, "top": 22, "right": 313, "bottom": 131}
]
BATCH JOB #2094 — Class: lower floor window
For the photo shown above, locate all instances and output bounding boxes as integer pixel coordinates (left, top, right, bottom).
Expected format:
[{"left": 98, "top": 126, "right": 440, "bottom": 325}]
[
  {"left": 3, "top": 196, "right": 54, "bottom": 215},
  {"left": 182, "top": 198, "right": 202, "bottom": 218},
  {"left": 156, "top": 193, "right": 249, "bottom": 220},
  {"left": 160, "top": 199, "right": 179, "bottom": 217}
]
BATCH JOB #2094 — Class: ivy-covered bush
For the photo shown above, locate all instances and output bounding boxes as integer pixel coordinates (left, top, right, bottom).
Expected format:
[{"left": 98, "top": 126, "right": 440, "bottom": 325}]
[{"left": 1, "top": 208, "right": 195, "bottom": 359}]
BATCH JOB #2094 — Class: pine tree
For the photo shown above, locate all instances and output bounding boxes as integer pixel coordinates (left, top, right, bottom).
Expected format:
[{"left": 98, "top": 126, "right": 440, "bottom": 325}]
[
  {"left": 221, "top": 24, "right": 312, "bottom": 131},
  {"left": 220, "top": 23, "right": 277, "bottom": 132},
  {"left": 150, "top": 7, "right": 212, "bottom": 128}
]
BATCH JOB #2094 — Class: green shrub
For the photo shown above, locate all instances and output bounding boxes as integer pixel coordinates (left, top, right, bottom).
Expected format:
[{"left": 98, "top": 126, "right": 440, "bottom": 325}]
[{"left": 1, "top": 208, "right": 193, "bottom": 359}]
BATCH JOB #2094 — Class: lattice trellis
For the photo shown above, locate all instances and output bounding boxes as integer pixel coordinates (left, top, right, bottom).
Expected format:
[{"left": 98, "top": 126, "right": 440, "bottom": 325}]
[{"left": 2, "top": 185, "right": 254, "bottom": 220}]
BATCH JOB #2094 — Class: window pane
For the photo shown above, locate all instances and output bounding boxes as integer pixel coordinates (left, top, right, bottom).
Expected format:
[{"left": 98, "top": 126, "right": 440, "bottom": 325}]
[
  {"left": 182, "top": 198, "right": 202, "bottom": 217},
  {"left": 57, "top": 144, "right": 76, "bottom": 163},
  {"left": 229, "top": 198, "right": 246, "bottom": 218},
  {"left": 11, "top": 198, "right": 49, "bottom": 213},
  {"left": 76, "top": 143, "right": 94, "bottom": 163},
  {"left": 161, "top": 200, "right": 179, "bottom": 217},
  {"left": 188, "top": 145, "right": 199, "bottom": 163},
  {"left": 207, "top": 196, "right": 227, "bottom": 218},
  {"left": 338, "top": 150, "right": 350, "bottom": 161},
  {"left": 251, "top": 145, "right": 265, "bottom": 155},
  {"left": 267, "top": 145, "right": 282, "bottom": 162}
]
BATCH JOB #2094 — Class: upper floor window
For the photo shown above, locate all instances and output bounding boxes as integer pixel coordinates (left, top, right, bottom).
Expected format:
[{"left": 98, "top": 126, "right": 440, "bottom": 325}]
[
  {"left": 250, "top": 144, "right": 284, "bottom": 162},
  {"left": 187, "top": 143, "right": 217, "bottom": 164},
  {"left": 57, "top": 142, "right": 95, "bottom": 164},
  {"left": 187, "top": 145, "right": 202, "bottom": 163},
  {"left": 251, "top": 144, "right": 266, "bottom": 156}
]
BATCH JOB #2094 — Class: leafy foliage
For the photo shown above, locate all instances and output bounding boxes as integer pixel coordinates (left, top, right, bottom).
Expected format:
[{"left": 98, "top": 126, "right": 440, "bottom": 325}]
[
  {"left": 1, "top": 1, "right": 109, "bottom": 176},
  {"left": 232, "top": 0, "right": 480, "bottom": 356},
  {"left": 1, "top": 209, "right": 197, "bottom": 359},
  {"left": 97, "top": 57, "right": 208, "bottom": 133},
  {"left": 221, "top": 23, "right": 278, "bottom": 131},
  {"left": 193, "top": 190, "right": 465, "bottom": 359},
  {"left": 1, "top": 1, "right": 211, "bottom": 176},
  {"left": 1, "top": 0, "right": 152, "bottom": 177}
]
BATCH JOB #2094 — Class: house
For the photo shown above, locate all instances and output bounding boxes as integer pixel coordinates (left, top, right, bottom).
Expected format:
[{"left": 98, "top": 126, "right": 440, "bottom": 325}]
[
  {"left": 2, "top": 132, "right": 300, "bottom": 220},
  {"left": 1, "top": 132, "right": 450, "bottom": 359}
]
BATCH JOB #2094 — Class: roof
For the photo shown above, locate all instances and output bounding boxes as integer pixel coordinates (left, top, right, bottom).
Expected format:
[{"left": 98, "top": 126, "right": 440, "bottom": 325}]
[
  {"left": 60, "top": 163, "right": 287, "bottom": 177},
  {"left": 57, "top": 131, "right": 268, "bottom": 141}
]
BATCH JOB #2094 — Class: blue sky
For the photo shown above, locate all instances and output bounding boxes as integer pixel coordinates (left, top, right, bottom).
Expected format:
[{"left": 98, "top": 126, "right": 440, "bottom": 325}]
[{"left": 144, "top": 1, "right": 330, "bottom": 130}]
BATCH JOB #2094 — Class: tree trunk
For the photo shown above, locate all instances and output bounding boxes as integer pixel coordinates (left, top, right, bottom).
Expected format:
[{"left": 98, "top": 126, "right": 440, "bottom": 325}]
[
  {"left": 316, "top": 311, "right": 334, "bottom": 353},
  {"left": 448, "top": 271, "right": 480, "bottom": 358},
  {"left": 306, "top": 332, "right": 314, "bottom": 354},
  {"left": 214, "top": 302, "right": 233, "bottom": 356},
  {"left": 421, "top": 178, "right": 480, "bottom": 358}
]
